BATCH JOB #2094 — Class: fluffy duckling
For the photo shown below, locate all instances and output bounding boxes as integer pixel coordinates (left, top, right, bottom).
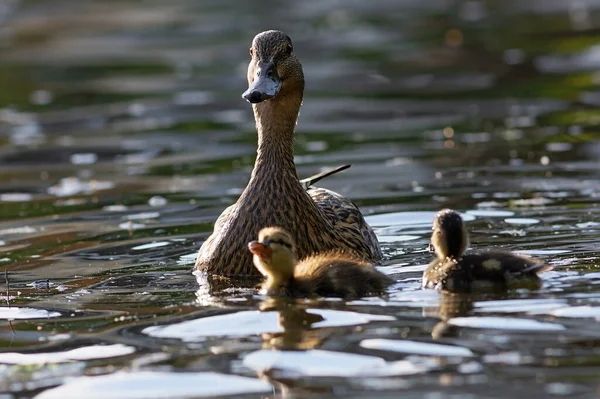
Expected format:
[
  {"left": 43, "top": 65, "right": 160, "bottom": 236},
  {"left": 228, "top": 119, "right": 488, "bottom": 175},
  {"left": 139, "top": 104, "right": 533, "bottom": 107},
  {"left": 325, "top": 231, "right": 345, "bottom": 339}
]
[
  {"left": 423, "top": 209, "right": 553, "bottom": 292},
  {"left": 195, "top": 30, "right": 381, "bottom": 277},
  {"left": 248, "top": 227, "right": 393, "bottom": 298}
]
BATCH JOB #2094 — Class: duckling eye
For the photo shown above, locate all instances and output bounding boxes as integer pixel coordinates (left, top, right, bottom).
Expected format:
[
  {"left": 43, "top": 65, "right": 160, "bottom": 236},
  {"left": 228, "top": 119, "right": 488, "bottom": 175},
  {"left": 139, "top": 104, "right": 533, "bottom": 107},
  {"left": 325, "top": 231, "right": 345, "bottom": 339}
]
[{"left": 273, "top": 239, "right": 292, "bottom": 249}]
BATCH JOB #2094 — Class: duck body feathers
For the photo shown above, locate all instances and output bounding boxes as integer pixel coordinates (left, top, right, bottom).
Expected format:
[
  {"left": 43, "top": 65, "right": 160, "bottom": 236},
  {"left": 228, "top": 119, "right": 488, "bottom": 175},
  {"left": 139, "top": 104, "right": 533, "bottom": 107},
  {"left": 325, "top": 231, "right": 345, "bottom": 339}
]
[
  {"left": 196, "top": 167, "right": 380, "bottom": 276},
  {"left": 261, "top": 251, "right": 393, "bottom": 298},
  {"left": 423, "top": 251, "right": 552, "bottom": 292},
  {"left": 308, "top": 187, "right": 382, "bottom": 259}
]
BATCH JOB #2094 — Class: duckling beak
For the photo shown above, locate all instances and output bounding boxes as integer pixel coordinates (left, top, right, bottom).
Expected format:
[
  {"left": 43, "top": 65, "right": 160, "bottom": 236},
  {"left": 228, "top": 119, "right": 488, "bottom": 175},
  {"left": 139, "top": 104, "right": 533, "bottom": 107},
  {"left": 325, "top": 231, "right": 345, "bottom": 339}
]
[
  {"left": 242, "top": 61, "right": 281, "bottom": 103},
  {"left": 248, "top": 240, "right": 272, "bottom": 259}
]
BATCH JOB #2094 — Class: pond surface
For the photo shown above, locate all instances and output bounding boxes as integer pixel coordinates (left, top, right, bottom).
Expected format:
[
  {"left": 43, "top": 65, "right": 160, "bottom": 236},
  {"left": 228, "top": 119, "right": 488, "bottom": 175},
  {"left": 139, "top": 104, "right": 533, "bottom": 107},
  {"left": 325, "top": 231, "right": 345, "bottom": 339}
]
[{"left": 1, "top": 0, "right": 600, "bottom": 398}]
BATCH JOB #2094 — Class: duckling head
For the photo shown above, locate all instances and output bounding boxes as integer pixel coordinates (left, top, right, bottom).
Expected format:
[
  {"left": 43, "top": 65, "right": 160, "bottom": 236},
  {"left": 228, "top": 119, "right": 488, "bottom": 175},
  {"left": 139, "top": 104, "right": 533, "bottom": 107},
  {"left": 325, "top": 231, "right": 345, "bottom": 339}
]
[
  {"left": 431, "top": 209, "right": 468, "bottom": 260},
  {"left": 242, "top": 30, "right": 304, "bottom": 105},
  {"left": 248, "top": 227, "right": 297, "bottom": 285}
]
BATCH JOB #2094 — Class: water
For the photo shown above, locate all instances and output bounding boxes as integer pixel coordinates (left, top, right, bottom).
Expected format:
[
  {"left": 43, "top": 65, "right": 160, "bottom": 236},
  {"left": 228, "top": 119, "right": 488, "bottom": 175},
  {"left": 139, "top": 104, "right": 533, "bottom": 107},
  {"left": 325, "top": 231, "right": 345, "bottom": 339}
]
[{"left": 1, "top": 0, "right": 600, "bottom": 397}]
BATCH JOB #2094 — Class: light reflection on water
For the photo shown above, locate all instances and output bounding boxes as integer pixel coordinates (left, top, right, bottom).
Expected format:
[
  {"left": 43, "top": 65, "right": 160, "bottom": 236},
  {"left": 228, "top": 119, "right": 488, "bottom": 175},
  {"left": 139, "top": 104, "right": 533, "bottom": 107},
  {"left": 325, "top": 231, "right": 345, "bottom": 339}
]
[{"left": 1, "top": 0, "right": 600, "bottom": 398}]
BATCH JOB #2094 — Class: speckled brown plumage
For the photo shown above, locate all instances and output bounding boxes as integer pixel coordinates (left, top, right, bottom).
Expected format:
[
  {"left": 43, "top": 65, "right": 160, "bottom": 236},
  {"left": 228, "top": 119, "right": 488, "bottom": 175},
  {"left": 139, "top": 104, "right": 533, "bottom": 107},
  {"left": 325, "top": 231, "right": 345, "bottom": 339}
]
[
  {"left": 249, "top": 227, "right": 392, "bottom": 298},
  {"left": 195, "top": 30, "right": 381, "bottom": 276},
  {"left": 423, "top": 209, "right": 553, "bottom": 292}
]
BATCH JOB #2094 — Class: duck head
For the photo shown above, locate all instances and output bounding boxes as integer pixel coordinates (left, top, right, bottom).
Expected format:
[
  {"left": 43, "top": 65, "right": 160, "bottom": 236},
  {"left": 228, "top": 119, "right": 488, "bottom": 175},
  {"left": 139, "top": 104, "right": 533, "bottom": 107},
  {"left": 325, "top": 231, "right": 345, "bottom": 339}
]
[
  {"left": 248, "top": 227, "right": 297, "bottom": 285},
  {"left": 430, "top": 209, "right": 468, "bottom": 260},
  {"left": 242, "top": 30, "right": 304, "bottom": 104}
]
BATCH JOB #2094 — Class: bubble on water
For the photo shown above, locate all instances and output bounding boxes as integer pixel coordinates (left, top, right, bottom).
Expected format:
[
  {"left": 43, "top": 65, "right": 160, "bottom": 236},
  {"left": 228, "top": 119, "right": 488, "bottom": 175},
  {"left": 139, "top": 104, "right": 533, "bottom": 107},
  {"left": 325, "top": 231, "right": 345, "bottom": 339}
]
[
  {"left": 2, "top": 344, "right": 135, "bottom": 365},
  {"left": 493, "top": 192, "right": 521, "bottom": 199},
  {"left": 0, "top": 193, "right": 33, "bottom": 202},
  {"left": 483, "top": 351, "right": 527, "bottom": 365},
  {"left": 360, "top": 339, "right": 474, "bottom": 357},
  {"left": 128, "top": 103, "right": 146, "bottom": 117},
  {"left": 305, "top": 141, "right": 328, "bottom": 152},
  {"left": 547, "top": 306, "right": 600, "bottom": 319},
  {"left": 500, "top": 229, "right": 526, "bottom": 237},
  {"left": 126, "top": 212, "right": 159, "bottom": 220},
  {"left": 448, "top": 316, "right": 565, "bottom": 331},
  {"left": 48, "top": 177, "right": 115, "bottom": 197},
  {"left": 243, "top": 349, "right": 431, "bottom": 378},
  {"left": 103, "top": 204, "right": 128, "bottom": 212},
  {"left": 30, "top": 89, "right": 54, "bottom": 105},
  {"left": 29, "top": 280, "right": 52, "bottom": 289},
  {"left": 148, "top": 195, "right": 168, "bottom": 207},
  {"left": 504, "top": 218, "right": 540, "bottom": 225},
  {"left": 466, "top": 209, "right": 514, "bottom": 217},
  {"left": 178, "top": 252, "right": 198, "bottom": 266},
  {"left": 70, "top": 153, "right": 98, "bottom": 165},
  {"left": 504, "top": 48, "right": 525, "bottom": 65},
  {"left": 118, "top": 222, "right": 145, "bottom": 230},
  {"left": 475, "top": 298, "right": 567, "bottom": 314},
  {"left": 545, "top": 382, "right": 576, "bottom": 396},
  {"left": 0, "top": 226, "right": 36, "bottom": 235},
  {"left": 475, "top": 201, "right": 505, "bottom": 208},
  {"left": 511, "top": 197, "right": 553, "bottom": 207},
  {"left": 545, "top": 142, "right": 572, "bottom": 152},
  {"left": 0, "top": 307, "right": 61, "bottom": 320},
  {"left": 576, "top": 221, "right": 600, "bottom": 228},
  {"left": 131, "top": 241, "right": 170, "bottom": 251},
  {"left": 33, "top": 371, "right": 271, "bottom": 399}
]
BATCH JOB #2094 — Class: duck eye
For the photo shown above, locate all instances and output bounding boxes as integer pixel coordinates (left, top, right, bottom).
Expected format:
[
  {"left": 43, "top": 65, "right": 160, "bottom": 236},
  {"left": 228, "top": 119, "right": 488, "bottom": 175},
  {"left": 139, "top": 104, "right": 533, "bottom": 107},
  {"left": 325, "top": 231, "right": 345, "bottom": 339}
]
[{"left": 273, "top": 239, "right": 292, "bottom": 249}]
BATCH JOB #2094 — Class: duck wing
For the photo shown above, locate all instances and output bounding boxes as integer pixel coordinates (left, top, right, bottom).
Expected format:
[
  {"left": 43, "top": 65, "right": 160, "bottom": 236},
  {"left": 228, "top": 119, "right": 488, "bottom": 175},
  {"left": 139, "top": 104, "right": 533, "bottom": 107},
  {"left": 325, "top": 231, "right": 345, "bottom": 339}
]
[
  {"left": 308, "top": 187, "right": 382, "bottom": 261},
  {"left": 300, "top": 164, "right": 351, "bottom": 190}
]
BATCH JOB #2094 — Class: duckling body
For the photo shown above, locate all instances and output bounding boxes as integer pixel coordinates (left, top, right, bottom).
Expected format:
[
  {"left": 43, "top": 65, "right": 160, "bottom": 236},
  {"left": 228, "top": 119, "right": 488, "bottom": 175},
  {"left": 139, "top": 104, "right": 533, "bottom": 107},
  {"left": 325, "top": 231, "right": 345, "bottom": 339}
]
[
  {"left": 422, "top": 209, "right": 552, "bottom": 292},
  {"left": 249, "top": 227, "right": 392, "bottom": 298},
  {"left": 195, "top": 30, "right": 381, "bottom": 276}
]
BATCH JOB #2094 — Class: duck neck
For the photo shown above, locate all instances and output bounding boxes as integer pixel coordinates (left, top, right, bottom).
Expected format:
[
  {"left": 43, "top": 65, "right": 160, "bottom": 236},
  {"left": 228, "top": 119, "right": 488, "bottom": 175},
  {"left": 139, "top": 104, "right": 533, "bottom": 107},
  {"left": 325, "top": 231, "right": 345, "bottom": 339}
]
[{"left": 250, "top": 91, "right": 303, "bottom": 180}]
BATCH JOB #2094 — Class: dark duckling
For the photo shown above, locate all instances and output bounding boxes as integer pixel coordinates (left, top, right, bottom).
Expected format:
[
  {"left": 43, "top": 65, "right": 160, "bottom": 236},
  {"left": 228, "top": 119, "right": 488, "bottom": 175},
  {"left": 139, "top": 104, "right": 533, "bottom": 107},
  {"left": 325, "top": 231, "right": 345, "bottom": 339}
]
[
  {"left": 422, "top": 209, "right": 553, "bottom": 292},
  {"left": 248, "top": 227, "right": 393, "bottom": 298},
  {"left": 195, "top": 30, "right": 381, "bottom": 276}
]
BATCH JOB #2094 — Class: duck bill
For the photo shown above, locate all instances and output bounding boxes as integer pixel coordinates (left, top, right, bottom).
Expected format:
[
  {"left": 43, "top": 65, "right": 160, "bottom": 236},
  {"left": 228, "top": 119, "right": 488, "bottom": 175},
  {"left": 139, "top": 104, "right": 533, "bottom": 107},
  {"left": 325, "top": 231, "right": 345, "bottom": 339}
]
[
  {"left": 242, "top": 62, "right": 281, "bottom": 103},
  {"left": 248, "top": 241, "right": 272, "bottom": 260}
]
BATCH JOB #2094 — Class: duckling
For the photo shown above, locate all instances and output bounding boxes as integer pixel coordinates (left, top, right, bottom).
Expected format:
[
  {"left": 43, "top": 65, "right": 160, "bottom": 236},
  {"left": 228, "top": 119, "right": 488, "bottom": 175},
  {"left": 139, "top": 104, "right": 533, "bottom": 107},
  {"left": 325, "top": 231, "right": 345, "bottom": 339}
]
[
  {"left": 196, "top": 30, "right": 381, "bottom": 276},
  {"left": 422, "top": 209, "right": 553, "bottom": 292},
  {"left": 248, "top": 227, "right": 392, "bottom": 298}
]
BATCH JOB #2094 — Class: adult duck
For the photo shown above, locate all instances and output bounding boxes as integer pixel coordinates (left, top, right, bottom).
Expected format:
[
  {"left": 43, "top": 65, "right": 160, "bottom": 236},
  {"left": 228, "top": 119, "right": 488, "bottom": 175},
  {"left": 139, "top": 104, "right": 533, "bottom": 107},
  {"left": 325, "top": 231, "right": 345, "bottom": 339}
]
[
  {"left": 195, "top": 30, "right": 381, "bottom": 276},
  {"left": 422, "top": 209, "right": 553, "bottom": 292},
  {"left": 248, "top": 227, "right": 392, "bottom": 297}
]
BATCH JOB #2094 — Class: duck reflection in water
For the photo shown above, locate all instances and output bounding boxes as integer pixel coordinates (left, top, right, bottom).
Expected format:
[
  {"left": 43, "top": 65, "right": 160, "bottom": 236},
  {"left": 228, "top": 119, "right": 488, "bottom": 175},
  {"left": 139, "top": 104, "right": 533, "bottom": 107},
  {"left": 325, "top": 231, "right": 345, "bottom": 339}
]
[
  {"left": 422, "top": 292, "right": 475, "bottom": 340},
  {"left": 258, "top": 298, "right": 327, "bottom": 351}
]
